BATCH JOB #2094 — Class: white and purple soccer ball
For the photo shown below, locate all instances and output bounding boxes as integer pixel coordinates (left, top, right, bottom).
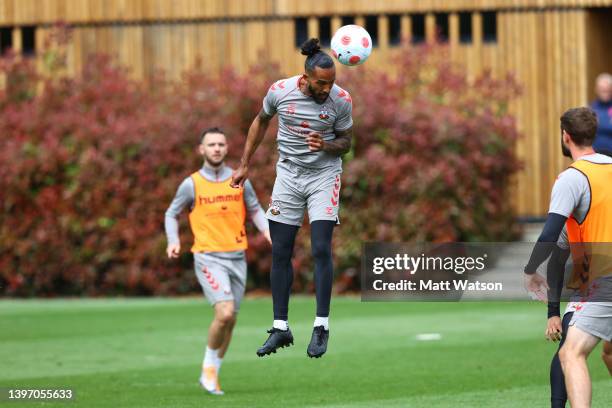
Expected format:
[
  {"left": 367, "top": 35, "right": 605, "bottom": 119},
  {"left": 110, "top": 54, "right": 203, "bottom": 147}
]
[{"left": 330, "top": 25, "right": 372, "bottom": 66}]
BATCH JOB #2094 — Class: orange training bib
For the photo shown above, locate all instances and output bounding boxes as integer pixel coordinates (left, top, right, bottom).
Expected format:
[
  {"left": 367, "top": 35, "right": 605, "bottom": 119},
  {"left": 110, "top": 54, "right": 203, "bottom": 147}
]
[
  {"left": 189, "top": 172, "right": 247, "bottom": 253},
  {"left": 565, "top": 160, "right": 612, "bottom": 292}
]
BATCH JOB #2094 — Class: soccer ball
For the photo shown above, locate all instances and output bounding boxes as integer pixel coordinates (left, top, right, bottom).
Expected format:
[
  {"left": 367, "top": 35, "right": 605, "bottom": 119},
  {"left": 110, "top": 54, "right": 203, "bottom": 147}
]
[{"left": 330, "top": 25, "right": 372, "bottom": 66}]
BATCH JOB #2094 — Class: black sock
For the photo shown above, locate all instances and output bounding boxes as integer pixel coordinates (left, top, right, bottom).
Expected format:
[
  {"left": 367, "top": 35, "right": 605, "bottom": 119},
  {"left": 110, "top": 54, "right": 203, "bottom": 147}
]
[
  {"left": 269, "top": 220, "right": 299, "bottom": 321},
  {"left": 550, "top": 312, "right": 573, "bottom": 408},
  {"left": 310, "top": 220, "right": 335, "bottom": 318}
]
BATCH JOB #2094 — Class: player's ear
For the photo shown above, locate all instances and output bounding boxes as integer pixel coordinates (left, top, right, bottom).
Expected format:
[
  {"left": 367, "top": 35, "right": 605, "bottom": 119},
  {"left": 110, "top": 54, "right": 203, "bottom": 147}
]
[{"left": 562, "top": 130, "right": 572, "bottom": 146}]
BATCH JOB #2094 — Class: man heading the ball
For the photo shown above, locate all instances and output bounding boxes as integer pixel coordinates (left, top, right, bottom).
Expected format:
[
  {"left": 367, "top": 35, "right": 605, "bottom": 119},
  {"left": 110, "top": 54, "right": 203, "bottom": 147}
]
[{"left": 231, "top": 38, "right": 354, "bottom": 358}]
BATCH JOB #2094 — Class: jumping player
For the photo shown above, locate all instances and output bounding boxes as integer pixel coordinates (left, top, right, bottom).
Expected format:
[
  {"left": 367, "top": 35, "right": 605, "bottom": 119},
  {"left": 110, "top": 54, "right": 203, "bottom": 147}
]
[{"left": 231, "top": 38, "right": 354, "bottom": 358}]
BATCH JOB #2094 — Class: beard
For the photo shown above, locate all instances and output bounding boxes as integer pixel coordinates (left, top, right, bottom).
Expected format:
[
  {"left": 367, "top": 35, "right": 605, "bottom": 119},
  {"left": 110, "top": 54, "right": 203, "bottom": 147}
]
[
  {"left": 205, "top": 154, "right": 225, "bottom": 167},
  {"left": 560, "top": 134, "right": 572, "bottom": 158},
  {"left": 308, "top": 83, "right": 329, "bottom": 104}
]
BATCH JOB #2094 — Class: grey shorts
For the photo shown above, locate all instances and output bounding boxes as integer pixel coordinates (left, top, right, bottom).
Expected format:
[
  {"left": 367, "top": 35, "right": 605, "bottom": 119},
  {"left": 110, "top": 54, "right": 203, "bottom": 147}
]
[
  {"left": 194, "top": 252, "right": 247, "bottom": 312},
  {"left": 569, "top": 302, "right": 612, "bottom": 342},
  {"left": 266, "top": 158, "right": 342, "bottom": 226}
]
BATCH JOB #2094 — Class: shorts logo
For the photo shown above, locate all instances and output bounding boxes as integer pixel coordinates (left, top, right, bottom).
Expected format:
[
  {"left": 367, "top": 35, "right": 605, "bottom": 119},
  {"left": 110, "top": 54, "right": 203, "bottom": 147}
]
[
  {"left": 330, "top": 175, "right": 341, "bottom": 207},
  {"left": 269, "top": 200, "right": 281, "bottom": 216},
  {"left": 223, "top": 286, "right": 231, "bottom": 295},
  {"left": 202, "top": 267, "right": 219, "bottom": 291}
]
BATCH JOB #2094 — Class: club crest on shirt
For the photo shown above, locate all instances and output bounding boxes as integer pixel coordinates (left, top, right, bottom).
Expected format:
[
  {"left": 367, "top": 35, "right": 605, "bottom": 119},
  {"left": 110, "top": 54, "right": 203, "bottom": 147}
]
[
  {"left": 319, "top": 107, "right": 330, "bottom": 120},
  {"left": 269, "top": 200, "right": 281, "bottom": 216}
]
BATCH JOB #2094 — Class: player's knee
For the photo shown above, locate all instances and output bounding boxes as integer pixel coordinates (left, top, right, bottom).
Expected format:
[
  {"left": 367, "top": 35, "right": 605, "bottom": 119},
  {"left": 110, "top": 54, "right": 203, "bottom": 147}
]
[
  {"left": 558, "top": 345, "right": 572, "bottom": 366},
  {"left": 222, "top": 312, "right": 236, "bottom": 327},
  {"left": 559, "top": 343, "right": 584, "bottom": 366},
  {"left": 272, "top": 241, "right": 293, "bottom": 261},
  {"left": 311, "top": 240, "right": 331, "bottom": 261},
  {"left": 217, "top": 311, "right": 234, "bottom": 326},
  {"left": 215, "top": 303, "right": 235, "bottom": 326}
]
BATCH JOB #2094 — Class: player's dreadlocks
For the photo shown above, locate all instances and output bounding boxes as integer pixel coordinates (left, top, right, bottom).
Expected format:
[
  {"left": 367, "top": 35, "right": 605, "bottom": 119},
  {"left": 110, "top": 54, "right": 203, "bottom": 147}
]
[{"left": 301, "top": 38, "right": 334, "bottom": 73}]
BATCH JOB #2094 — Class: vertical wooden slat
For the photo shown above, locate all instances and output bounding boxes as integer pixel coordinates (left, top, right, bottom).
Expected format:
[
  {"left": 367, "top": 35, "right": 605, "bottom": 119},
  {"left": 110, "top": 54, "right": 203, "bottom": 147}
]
[
  {"left": 401, "top": 14, "right": 411, "bottom": 44},
  {"left": 575, "top": 10, "right": 588, "bottom": 105},
  {"left": 331, "top": 15, "right": 341, "bottom": 32},
  {"left": 378, "top": 15, "right": 389, "bottom": 51},
  {"left": 12, "top": 27, "right": 21, "bottom": 52},
  {"left": 472, "top": 12, "right": 483, "bottom": 78},
  {"left": 425, "top": 13, "right": 435, "bottom": 42},
  {"left": 127, "top": 24, "right": 137, "bottom": 73},
  {"left": 512, "top": 11, "right": 527, "bottom": 214},
  {"left": 449, "top": 11, "right": 459, "bottom": 65},
  {"left": 528, "top": 11, "right": 542, "bottom": 212},
  {"left": 449, "top": 12, "right": 459, "bottom": 47},
  {"left": 308, "top": 16, "right": 318, "bottom": 40},
  {"left": 542, "top": 10, "right": 555, "bottom": 208}
]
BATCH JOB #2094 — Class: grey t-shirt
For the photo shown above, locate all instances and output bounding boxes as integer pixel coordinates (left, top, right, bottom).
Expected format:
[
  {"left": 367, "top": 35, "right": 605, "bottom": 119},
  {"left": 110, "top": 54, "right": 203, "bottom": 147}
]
[
  {"left": 263, "top": 75, "right": 353, "bottom": 169},
  {"left": 164, "top": 164, "right": 267, "bottom": 258}
]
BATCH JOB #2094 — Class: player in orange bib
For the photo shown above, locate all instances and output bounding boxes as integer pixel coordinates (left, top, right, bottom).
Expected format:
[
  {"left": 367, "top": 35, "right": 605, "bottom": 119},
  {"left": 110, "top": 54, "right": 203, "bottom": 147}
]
[
  {"left": 523, "top": 108, "right": 612, "bottom": 407},
  {"left": 165, "top": 127, "right": 270, "bottom": 395}
]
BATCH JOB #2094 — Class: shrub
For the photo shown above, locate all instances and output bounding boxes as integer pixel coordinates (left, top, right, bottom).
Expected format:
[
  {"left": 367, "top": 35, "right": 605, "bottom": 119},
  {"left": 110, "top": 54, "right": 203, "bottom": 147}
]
[{"left": 0, "top": 30, "right": 520, "bottom": 296}]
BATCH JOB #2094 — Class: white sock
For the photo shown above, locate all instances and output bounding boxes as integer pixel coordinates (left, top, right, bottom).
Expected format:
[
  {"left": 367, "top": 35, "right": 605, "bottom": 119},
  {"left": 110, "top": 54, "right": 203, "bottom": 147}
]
[
  {"left": 273, "top": 320, "right": 288, "bottom": 331},
  {"left": 314, "top": 316, "right": 329, "bottom": 330},
  {"left": 203, "top": 346, "right": 218, "bottom": 368}
]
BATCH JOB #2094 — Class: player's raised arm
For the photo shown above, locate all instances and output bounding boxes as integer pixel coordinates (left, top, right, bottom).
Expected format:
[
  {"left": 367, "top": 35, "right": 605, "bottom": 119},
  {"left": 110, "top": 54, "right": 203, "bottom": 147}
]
[{"left": 231, "top": 109, "right": 274, "bottom": 188}]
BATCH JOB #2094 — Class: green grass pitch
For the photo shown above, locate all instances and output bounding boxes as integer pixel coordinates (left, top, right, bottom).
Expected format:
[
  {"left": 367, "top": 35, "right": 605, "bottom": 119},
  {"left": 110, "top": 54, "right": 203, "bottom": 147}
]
[{"left": 1, "top": 297, "right": 610, "bottom": 407}]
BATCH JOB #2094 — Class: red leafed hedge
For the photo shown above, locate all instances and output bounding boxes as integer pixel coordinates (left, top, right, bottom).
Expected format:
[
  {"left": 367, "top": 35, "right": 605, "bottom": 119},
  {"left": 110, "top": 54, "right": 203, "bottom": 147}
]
[
  {"left": 0, "top": 30, "right": 521, "bottom": 296},
  {"left": 330, "top": 44, "right": 523, "bottom": 289}
]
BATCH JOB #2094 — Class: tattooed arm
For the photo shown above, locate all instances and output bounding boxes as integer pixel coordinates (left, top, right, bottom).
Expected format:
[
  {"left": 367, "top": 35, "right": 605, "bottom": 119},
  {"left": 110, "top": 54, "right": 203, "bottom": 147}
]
[{"left": 306, "top": 126, "right": 353, "bottom": 156}]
